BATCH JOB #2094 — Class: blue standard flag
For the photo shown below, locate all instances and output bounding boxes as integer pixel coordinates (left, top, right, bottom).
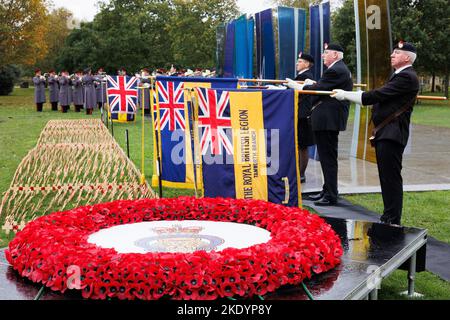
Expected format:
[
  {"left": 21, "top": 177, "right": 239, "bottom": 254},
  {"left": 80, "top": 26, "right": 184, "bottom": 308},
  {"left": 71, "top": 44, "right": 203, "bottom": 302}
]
[
  {"left": 194, "top": 88, "right": 301, "bottom": 207},
  {"left": 151, "top": 76, "right": 238, "bottom": 189}
]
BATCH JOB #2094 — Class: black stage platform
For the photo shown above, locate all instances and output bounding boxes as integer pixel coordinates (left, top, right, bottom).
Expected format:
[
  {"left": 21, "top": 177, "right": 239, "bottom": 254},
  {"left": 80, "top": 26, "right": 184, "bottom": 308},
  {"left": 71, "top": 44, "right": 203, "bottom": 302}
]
[{"left": 0, "top": 217, "right": 427, "bottom": 300}]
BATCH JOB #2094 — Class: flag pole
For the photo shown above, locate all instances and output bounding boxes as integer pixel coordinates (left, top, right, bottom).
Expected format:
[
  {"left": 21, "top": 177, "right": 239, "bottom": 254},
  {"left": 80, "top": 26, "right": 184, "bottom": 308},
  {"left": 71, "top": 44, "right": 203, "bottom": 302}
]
[
  {"left": 238, "top": 78, "right": 368, "bottom": 88},
  {"left": 240, "top": 85, "right": 447, "bottom": 100},
  {"left": 184, "top": 88, "right": 199, "bottom": 198},
  {"left": 152, "top": 79, "right": 163, "bottom": 198},
  {"left": 140, "top": 83, "right": 146, "bottom": 185}
]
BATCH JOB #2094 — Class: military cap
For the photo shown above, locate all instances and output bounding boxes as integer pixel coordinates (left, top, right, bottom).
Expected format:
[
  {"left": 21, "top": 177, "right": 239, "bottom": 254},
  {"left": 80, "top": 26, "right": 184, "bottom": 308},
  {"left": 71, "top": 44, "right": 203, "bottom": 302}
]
[
  {"left": 298, "top": 52, "right": 314, "bottom": 64},
  {"left": 394, "top": 40, "right": 417, "bottom": 53}
]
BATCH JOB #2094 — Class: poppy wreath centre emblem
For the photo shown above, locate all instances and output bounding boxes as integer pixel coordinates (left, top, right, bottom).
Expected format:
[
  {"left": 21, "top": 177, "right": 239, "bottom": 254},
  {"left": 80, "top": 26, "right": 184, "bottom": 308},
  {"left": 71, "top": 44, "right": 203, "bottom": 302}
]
[
  {"left": 6, "top": 197, "right": 343, "bottom": 300},
  {"left": 134, "top": 224, "right": 225, "bottom": 253}
]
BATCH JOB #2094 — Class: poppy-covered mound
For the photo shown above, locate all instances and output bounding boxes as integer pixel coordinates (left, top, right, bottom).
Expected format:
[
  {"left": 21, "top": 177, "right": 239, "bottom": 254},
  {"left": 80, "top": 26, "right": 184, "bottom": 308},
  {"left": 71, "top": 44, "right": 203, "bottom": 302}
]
[{"left": 6, "top": 196, "right": 343, "bottom": 300}]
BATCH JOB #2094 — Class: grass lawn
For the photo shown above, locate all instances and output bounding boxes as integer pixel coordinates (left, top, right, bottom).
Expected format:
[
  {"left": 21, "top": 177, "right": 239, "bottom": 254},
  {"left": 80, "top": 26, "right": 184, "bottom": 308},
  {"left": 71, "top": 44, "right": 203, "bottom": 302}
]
[{"left": 0, "top": 87, "right": 449, "bottom": 299}]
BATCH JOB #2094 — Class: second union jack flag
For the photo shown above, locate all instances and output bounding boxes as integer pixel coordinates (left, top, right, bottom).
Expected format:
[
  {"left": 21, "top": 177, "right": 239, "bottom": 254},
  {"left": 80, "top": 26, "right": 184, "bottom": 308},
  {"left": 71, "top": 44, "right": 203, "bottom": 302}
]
[
  {"left": 106, "top": 76, "right": 138, "bottom": 122},
  {"left": 151, "top": 76, "right": 239, "bottom": 189},
  {"left": 155, "top": 80, "right": 186, "bottom": 131},
  {"left": 196, "top": 88, "right": 233, "bottom": 156}
]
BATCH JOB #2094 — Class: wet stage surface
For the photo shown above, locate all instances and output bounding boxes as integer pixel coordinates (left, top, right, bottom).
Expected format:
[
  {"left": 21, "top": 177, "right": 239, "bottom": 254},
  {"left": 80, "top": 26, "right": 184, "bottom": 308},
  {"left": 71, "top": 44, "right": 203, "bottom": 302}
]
[
  {"left": 303, "top": 123, "right": 450, "bottom": 194},
  {"left": 0, "top": 217, "right": 427, "bottom": 300}
]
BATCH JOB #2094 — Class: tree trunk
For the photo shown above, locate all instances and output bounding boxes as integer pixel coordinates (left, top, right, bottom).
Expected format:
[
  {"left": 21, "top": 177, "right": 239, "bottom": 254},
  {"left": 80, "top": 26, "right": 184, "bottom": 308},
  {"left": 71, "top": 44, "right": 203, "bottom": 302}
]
[
  {"left": 431, "top": 73, "right": 435, "bottom": 92},
  {"left": 444, "top": 71, "right": 449, "bottom": 99}
]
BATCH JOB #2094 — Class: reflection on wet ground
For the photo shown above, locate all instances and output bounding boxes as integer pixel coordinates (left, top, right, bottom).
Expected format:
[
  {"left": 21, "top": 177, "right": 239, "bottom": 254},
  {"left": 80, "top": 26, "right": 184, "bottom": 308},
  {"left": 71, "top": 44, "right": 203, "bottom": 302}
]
[{"left": 303, "top": 124, "right": 450, "bottom": 194}]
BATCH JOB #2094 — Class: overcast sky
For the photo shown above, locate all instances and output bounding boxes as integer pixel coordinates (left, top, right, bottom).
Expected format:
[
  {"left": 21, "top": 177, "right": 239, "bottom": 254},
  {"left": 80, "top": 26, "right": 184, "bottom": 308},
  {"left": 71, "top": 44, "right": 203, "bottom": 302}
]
[{"left": 48, "top": 0, "right": 317, "bottom": 22}]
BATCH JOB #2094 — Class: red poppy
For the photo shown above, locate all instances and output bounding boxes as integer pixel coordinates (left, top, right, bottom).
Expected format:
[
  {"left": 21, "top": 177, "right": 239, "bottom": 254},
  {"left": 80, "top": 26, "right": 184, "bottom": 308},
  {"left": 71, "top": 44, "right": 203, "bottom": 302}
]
[{"left": 6, "top": 197, "right": 342, "bottom": 300}]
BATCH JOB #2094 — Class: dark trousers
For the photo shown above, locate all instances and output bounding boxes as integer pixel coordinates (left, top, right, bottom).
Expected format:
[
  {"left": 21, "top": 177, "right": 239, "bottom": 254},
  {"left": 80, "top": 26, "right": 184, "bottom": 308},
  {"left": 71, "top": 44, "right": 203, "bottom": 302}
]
[
  {"left": 314, "top": 130, "right": 339, "bottom": 201},
  {"left": 36, "top": 103, "right": 43, "bottom": 112},
  {"left": 51, "top": 102, "right": 58, "bottom": 111},
  {"left": 375, "top": 139, "right": 405, "bottom": 225}
]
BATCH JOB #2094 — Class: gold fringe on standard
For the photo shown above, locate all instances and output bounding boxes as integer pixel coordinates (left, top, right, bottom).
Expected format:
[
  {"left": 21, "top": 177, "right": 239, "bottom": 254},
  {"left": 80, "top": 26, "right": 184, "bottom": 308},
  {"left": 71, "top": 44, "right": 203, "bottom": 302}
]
[{"left": 1, "top": 119, "right": 155, "bottom": 235}]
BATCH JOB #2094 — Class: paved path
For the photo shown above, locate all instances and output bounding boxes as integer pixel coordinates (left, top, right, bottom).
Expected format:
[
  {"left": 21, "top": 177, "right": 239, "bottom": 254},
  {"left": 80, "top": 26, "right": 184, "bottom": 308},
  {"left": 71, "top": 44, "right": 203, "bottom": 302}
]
[{"left": 302, "top": 123, "right": 450, "bottom": 194}]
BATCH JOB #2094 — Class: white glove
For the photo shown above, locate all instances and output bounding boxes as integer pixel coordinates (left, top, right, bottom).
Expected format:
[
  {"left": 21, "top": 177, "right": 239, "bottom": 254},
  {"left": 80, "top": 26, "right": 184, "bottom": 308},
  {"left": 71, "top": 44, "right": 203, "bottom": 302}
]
[
  {"left": 143, "top": 83, "right": 151, "bottom": 88},
  {"left": 303, "top": 78, "right": 316, "bottom": 86},
  {"left": 331, "top": 89, "right": 363, "bottom": 104},
  {"left": 285, "top": 78, "right": 304, "bottom": 90},
  {"left": 266, "top": 84, "right": 287, "bottom": 90}
]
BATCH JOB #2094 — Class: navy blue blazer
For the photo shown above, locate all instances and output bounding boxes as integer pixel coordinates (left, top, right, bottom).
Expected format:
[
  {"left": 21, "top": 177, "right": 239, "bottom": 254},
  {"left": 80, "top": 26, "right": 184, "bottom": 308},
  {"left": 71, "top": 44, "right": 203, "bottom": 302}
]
[
  {"left": 362, "top": 66, "right": 419, "bottom": 146},
  {"left": 303, "top": 60, "right": 353, "bottom": 131},
  {"left": 295, "top": 68, "right": 315, "bottom": 119}
]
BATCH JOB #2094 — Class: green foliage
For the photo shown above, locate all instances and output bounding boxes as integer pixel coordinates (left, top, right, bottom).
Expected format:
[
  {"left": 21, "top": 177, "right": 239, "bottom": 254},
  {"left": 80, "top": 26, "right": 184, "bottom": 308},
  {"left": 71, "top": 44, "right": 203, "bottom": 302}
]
[
  {"left": 36, "top": 8, "right": 73, "bottom": 72},
  {"left": 0, "top": 0, "right": 49, "bottom": 67},
  {"left": 0, "top": 65, "right": 21, "bottom": 95},
  {"left": 330, "top": 0, "right": 356, "bottom": 73},
  {"left": 332, "top": 0, "right": 450, "bottom": 84},
  {"left": 52, "top": 0, "right": 239, "bottom": 73}
]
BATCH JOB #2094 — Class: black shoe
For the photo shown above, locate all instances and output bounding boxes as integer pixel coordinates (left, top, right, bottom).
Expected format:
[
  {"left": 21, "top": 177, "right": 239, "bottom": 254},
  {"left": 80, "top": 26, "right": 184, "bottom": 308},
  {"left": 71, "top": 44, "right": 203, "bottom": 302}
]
[
  {"left": 314, "top": 198, "right": 337, "bottom": 206},
  {"left": 300, "top": 176, "right": 306, "bottom": 183},
  {"left": 306, "top": 192, "right": 324, "bottom": 201}
]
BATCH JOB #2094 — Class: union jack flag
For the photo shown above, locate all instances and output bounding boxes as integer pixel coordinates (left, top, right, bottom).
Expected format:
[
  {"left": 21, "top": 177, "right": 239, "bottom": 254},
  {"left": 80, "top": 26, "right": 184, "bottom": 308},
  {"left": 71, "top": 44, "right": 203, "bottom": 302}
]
[
  {"left": 106, "top": 76, "right": 138, "bottom": 121},
  {"left": 156, "top": 80, "right": 185, "bottom": 131},
  {"left": 196, "top": 88, "right": 233, "bottom": 156}
]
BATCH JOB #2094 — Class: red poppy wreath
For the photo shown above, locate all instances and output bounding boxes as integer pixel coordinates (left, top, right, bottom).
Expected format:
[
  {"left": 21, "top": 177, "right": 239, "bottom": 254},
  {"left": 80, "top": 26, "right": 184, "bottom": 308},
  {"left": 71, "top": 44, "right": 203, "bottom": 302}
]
[{"left": 6, "top": 196, "right": 343, "bottom": 300}]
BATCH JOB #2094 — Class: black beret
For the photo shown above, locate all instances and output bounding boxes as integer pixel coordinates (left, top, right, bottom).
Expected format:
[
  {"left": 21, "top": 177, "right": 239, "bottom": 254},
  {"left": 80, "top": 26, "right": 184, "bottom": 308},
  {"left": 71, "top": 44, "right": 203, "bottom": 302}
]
[
  {"left": 394, "top": 40, "right": 416, "bottom": 53},
  {"left": 298, "top": 52, "right": 314, "bottom": 64},
  {"left": 324, "top": 43, "right": 344, "bottom": 53}
]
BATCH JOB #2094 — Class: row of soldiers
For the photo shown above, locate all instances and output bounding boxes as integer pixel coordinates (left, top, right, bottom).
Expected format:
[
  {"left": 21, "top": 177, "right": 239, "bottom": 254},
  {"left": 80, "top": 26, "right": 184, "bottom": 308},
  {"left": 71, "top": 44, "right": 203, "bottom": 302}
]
[{"left": 32, "top": 68, "right": 108, "bottom": 114}]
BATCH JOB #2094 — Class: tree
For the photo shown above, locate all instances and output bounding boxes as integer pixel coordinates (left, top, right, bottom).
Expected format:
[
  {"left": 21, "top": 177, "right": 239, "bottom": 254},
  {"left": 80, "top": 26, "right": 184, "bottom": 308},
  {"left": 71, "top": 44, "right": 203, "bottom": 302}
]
[
  {"left": 55, "top": 22, "right": 100, "bottom": 72},
  {"left": 391, "top": 0, "right": 449, "bottom": 97},
  {"left": 0, "top": 64, "right": 21, "bottom": 95},
  {"left": 53, "top": 0, "right": 239, "bottom": 73},
  {"left": 166, "top": 0, "right": 239, "bottom": 69},
  {"left": 270, "top": 0, "right": 313, "bottom": 8},
  {"left": 331, "top": 0, "right": 450, "bottom": 97},
  {"left": 330, "top": 0, "right": 356, "bottom": 73},
  {"left": 0, "top": 0, "right": 49, "bottom": 67}
]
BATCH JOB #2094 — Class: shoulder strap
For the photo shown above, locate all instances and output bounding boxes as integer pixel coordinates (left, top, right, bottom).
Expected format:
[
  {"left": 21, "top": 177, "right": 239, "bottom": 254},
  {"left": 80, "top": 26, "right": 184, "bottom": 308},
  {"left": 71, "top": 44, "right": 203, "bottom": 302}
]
[{"left": 372, "top": 96, "right": 417, "bottom": 137}]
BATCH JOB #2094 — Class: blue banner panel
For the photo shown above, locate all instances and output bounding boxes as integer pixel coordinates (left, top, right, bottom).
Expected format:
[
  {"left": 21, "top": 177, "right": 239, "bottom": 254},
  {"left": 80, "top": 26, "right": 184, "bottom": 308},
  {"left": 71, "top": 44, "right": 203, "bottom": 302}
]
[
  {"left": 278, "top": 7, "right": 295, "bottom": 80},
  {"left": 322, "top": 1, "right": 331, "bottom": 49},
  {"left": 309, "top": 2, "right": 331, "bottom": 86},
  {"left": 309, "top": 4, "right": 321, "bottom": 80},
  {"left": 216, "top": 24, "right": 226, "bottom": 77},
  {"left": 235, "top": 15, "right": 250, "bottom": 78},
  {"left": 295, "top": 8, "right": 307, "bottom": 59},
  {"left": 256, "top": 9, "right": 276, "bottom": 79},
  {"left": 224, "top": 21, "right": 235, "bottom": 78},
  {"left": 247, "top": 17, "right": 254, "bottom": 78}
]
